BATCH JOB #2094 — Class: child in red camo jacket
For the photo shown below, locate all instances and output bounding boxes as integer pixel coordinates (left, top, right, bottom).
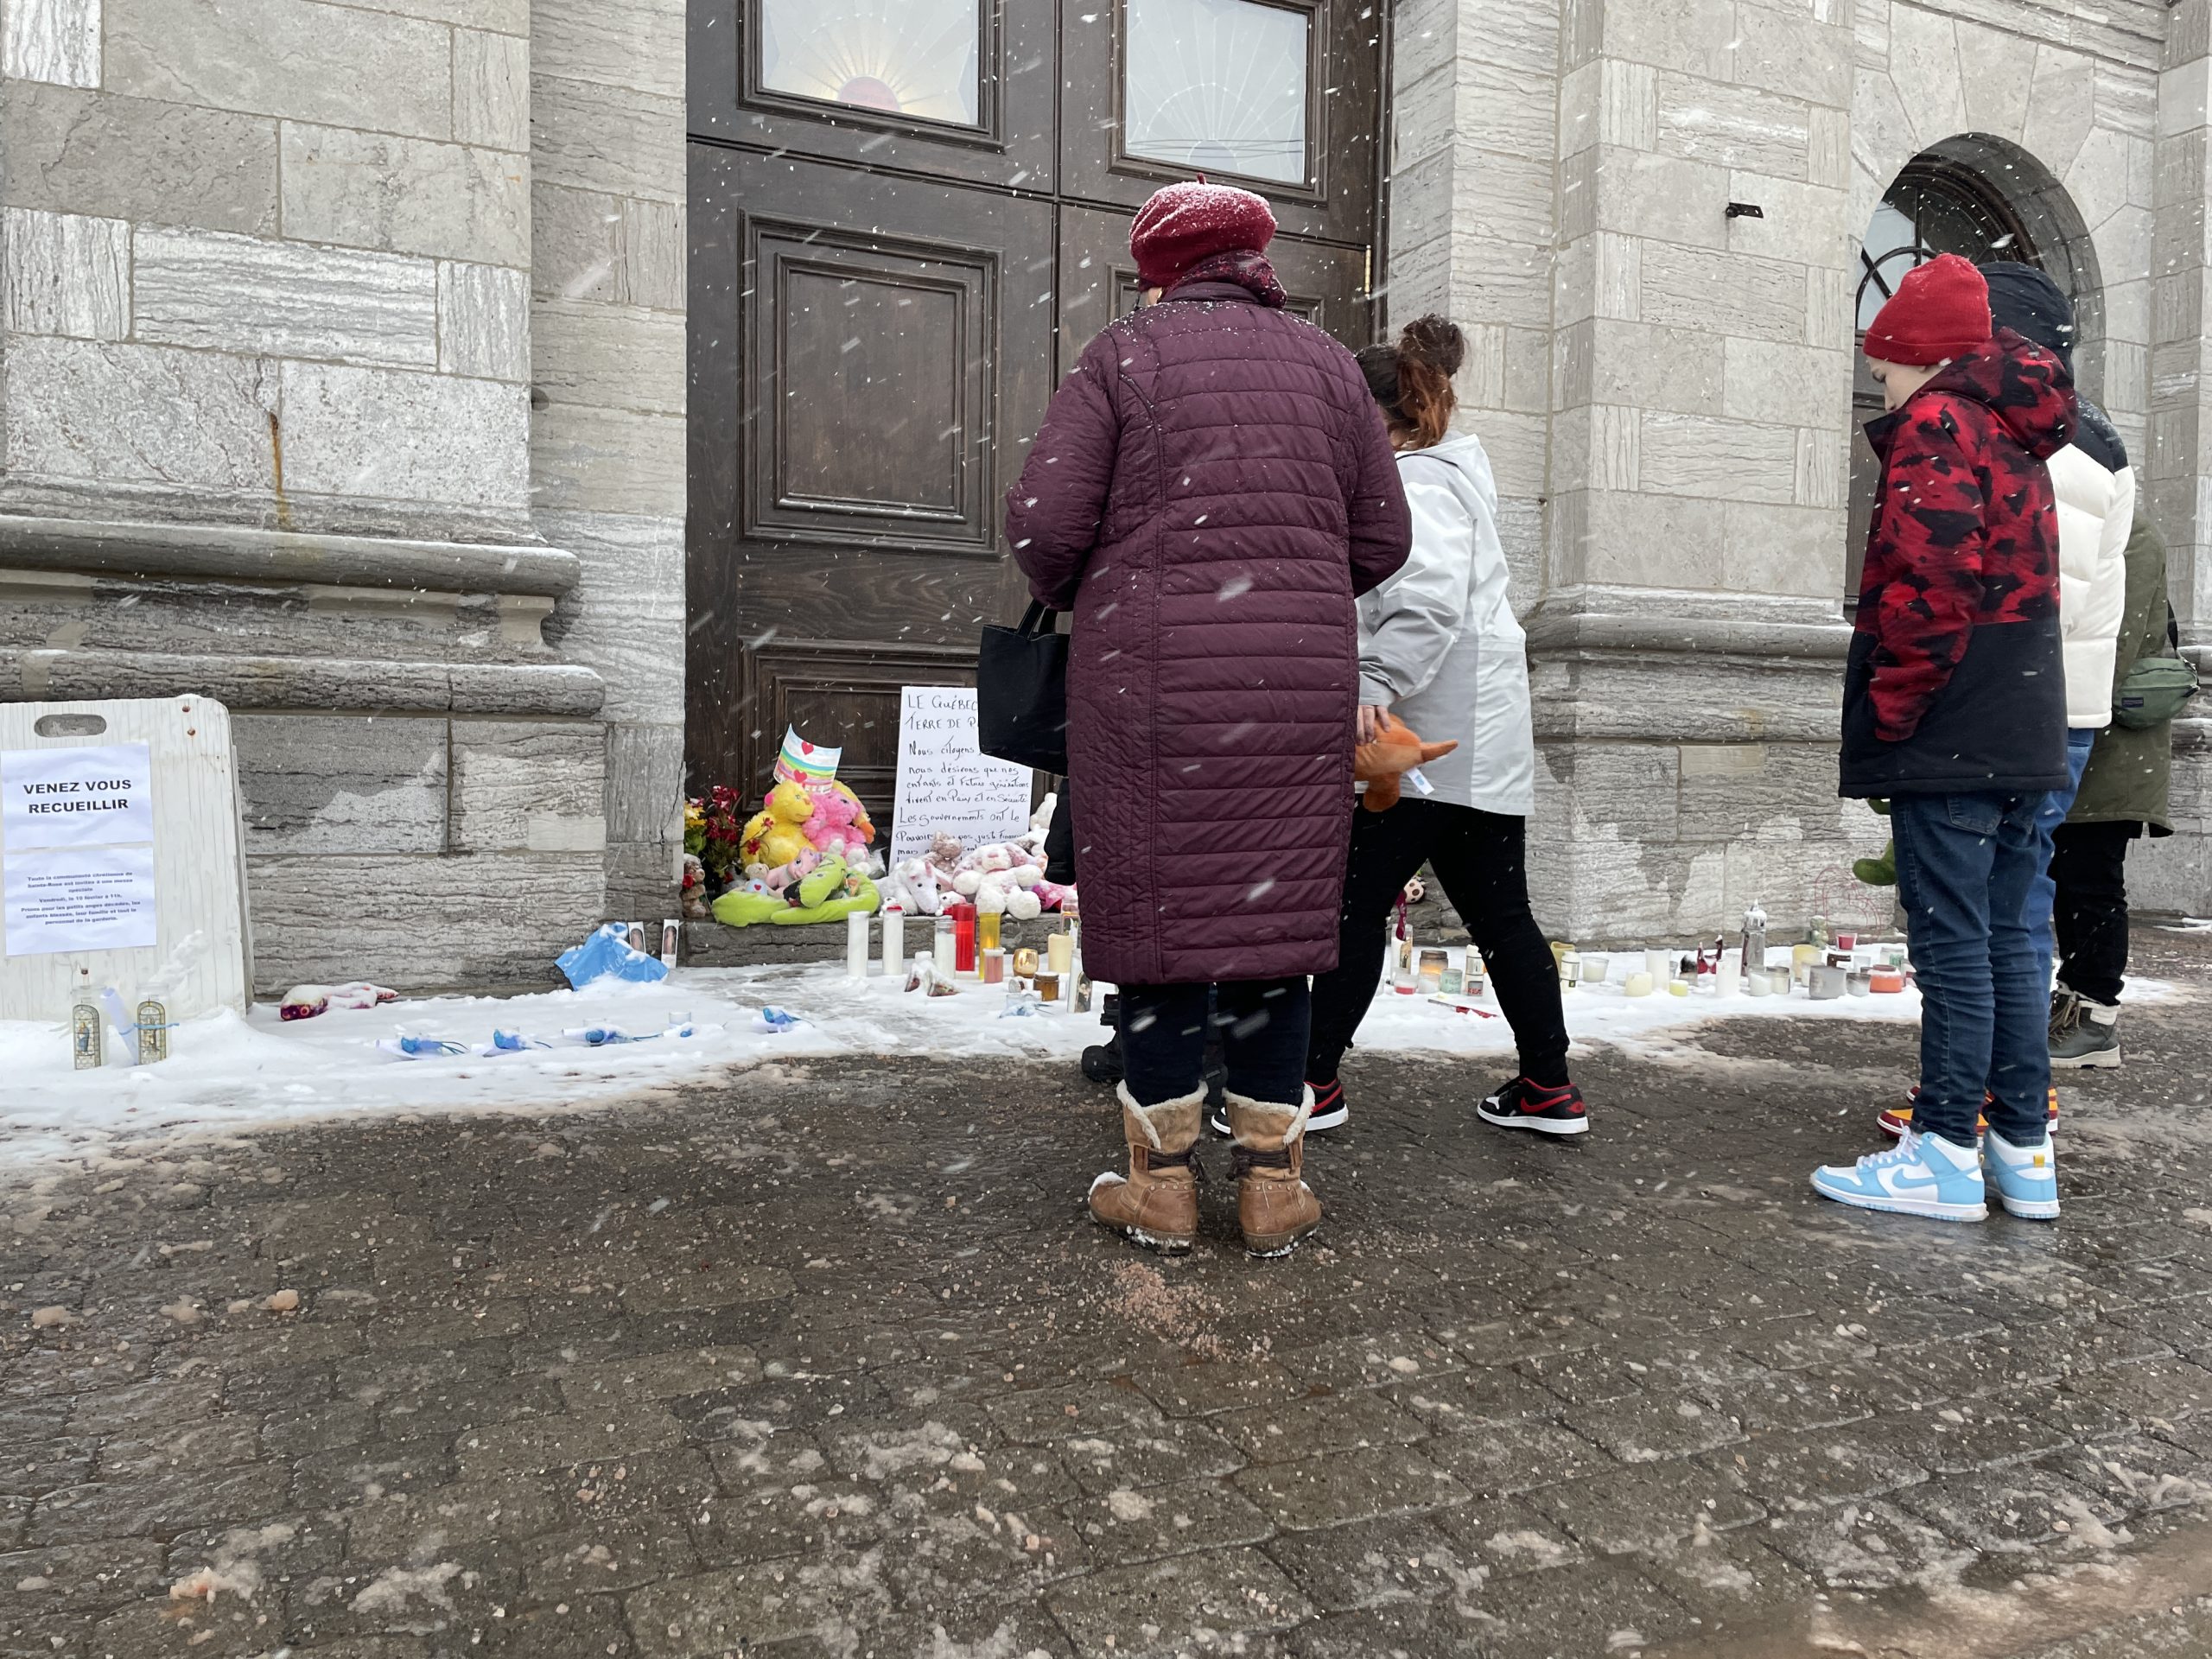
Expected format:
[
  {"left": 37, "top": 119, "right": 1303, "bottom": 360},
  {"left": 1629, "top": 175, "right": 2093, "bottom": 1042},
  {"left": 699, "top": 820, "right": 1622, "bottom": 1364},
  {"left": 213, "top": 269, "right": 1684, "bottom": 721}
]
[{"left": 1811, "top": 253, "right": 2078, "bottom": 1224}]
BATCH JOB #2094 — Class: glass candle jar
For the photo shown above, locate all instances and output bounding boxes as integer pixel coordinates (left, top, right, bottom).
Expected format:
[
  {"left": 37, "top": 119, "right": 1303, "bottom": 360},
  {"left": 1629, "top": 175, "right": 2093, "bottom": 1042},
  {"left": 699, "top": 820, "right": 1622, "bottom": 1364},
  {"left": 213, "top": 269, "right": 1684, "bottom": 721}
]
[{"left": 977, "top": 910, "right": 1001, "bottom": 953}]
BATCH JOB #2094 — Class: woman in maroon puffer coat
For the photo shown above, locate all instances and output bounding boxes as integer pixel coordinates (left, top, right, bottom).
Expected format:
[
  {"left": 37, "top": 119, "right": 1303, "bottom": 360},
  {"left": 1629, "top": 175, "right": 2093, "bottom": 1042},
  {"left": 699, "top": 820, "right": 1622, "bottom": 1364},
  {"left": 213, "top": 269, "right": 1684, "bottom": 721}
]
[{"left": 1004, "top": 181, "right": 1410, "bottom": 1258}]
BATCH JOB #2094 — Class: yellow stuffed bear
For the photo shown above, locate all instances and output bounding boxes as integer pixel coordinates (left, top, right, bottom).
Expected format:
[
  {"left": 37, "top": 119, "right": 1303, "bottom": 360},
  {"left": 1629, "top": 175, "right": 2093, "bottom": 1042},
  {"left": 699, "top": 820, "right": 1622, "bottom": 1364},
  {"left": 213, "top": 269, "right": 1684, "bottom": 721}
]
[{"left": 740, "top": 779, "right": 816, "bottom": 871}]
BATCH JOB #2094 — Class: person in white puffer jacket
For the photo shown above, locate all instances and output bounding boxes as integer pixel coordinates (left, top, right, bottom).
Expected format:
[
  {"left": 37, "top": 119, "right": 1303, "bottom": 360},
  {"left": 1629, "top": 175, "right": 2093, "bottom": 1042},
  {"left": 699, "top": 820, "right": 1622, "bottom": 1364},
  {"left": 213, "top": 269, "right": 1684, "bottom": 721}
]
[
  {"left": 1299, "top": 316, "right": 1585, "bottom": 1141},
  {"left": 1981, "top": 263, "right": 2133, "bottom": 1002}
]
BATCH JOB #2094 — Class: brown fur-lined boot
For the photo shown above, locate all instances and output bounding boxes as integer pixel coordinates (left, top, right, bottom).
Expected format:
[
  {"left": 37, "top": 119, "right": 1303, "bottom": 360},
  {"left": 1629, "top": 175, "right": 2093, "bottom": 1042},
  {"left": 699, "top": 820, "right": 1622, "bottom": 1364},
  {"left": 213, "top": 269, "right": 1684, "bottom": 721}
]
[
  {"left": 1226, "top": 1091, "right": 1319, "bottom": 1258},
  {"left": 1088, "top": 1084, "right": 1203, "bottom": 1253}
]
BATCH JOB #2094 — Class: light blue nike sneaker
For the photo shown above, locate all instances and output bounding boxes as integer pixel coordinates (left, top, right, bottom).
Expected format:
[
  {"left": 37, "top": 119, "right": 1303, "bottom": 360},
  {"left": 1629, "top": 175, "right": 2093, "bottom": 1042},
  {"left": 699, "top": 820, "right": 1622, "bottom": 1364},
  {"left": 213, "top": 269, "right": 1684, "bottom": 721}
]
[
  {"left": 1981, "top": 1128, "right": 2060, "bottom": 1220},
  {"left": 1811, "top": 1130, "right": 1986, "bottom": 1222}
]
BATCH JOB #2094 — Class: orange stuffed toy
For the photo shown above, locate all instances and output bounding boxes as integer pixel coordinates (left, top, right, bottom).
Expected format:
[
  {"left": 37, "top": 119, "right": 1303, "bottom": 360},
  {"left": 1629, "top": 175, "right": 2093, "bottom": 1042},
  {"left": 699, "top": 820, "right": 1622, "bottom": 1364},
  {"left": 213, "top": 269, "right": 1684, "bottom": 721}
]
[{"left": 1356, "top": 711, "right": 1458, "bottom": 812}]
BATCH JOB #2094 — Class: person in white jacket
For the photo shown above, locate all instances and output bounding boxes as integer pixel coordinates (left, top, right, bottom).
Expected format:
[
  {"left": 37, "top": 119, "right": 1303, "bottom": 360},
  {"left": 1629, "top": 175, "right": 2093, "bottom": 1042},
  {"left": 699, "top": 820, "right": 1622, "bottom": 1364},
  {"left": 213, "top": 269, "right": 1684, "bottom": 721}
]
[
  {"left": 1980, "top": 265, "right": 2133, "bottom": 1020},
  {"left": 1300, "top": 316, "right": 1584, "bottom": 1138}
]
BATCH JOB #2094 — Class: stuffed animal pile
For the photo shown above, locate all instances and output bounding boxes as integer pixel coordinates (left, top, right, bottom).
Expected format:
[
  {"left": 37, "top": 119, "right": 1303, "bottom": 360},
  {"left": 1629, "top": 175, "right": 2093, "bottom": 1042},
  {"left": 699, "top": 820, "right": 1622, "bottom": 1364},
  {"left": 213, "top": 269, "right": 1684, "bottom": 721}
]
[
  {"left": 694, "top": 768, "right": 1079, "bottom": 930},
  {"left": 708, "top": 776, "right": 884, "bottom": 929},
  {"left": 712, "top": 850, "right": 880, "bottom": 928},
  {"left": 739, "top": 779, "right": 876, "bottom": 871},
  {"left": 877, "top": 794, "right": 1075, "bottom": 918}
]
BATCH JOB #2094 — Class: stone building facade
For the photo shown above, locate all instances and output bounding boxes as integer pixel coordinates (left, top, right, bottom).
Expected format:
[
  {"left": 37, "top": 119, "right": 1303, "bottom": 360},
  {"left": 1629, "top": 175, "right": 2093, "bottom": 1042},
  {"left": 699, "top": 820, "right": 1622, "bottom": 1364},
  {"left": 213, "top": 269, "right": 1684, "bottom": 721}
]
[
  {"left": 1393, "top": 0, "right": 2203, "bottom": 938},
  {"left": 0, "top": 0, "right": 685, "bottom": 991},
  {"left": 0, "top": 0, "right": 2206, "bottom": 990}
]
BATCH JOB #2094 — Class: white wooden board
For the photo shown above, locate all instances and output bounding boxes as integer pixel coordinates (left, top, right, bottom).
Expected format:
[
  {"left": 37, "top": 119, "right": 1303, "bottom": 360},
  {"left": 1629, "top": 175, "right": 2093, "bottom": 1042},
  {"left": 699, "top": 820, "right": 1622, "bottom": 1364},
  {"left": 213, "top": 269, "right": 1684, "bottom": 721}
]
[{"left": 0, "top": 696, "right": 252, "bottom": 1022}]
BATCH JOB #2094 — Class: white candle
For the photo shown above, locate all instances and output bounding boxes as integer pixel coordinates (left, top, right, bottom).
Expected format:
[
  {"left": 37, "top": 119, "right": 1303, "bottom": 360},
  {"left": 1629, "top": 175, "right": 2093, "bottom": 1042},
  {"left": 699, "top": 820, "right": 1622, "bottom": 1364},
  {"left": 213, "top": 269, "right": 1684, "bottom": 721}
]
[
  {"left": 880, "top": 906, "right": 905, "bottom": 975},
  {"left": 846, "top": 910, "right": 870, "bottom": 978}
]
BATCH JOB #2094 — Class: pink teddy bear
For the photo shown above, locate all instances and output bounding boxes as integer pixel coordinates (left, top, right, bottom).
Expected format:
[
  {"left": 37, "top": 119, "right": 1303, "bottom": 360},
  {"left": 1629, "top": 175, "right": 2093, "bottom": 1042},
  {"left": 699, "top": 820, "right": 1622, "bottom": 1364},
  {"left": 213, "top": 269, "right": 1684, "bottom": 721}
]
[{"left": 802, "top": 788, "right": 868, "bottom": 859}]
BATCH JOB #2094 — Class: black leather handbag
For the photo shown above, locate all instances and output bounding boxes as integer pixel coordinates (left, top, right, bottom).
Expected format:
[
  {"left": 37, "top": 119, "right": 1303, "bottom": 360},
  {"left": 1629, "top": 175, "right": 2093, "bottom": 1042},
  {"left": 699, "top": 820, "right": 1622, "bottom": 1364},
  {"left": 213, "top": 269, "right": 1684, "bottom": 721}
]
[{"left": 976, "top": 601, "right": 1069, "bottom": 773}]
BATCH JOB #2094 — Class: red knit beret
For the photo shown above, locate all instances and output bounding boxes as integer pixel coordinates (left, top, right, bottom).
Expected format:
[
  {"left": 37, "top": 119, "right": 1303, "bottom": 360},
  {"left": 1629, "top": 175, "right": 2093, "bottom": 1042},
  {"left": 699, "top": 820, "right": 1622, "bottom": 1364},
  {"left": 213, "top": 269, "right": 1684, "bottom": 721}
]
[
  {"left": 1129, "top": 181, "right": 1276, "bottom": 291},
  {"left": 1864, "top": 252, "right": 1993, "bottom": 366}
]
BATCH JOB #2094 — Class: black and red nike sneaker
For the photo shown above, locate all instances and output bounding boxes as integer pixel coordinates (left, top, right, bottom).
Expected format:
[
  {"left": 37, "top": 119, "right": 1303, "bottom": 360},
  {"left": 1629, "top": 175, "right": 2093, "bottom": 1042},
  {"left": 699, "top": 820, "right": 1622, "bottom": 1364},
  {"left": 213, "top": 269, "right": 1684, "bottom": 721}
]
[
  {"left": 1209, "top": 1077, "right": 1348, "bottom": 1138},
  {"left": 1477, "top": 1077, "right": 1589, "bottom": 1137},
  {"left": 1306, "top": 1077, "right": 1348, "bottom": 1132}
]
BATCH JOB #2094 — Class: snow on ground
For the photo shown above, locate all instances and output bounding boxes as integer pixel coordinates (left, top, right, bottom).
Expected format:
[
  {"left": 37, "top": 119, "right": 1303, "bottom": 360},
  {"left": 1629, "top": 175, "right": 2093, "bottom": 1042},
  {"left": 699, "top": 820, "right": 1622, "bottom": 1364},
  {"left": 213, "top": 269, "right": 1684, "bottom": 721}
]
[{"left": 0, "top": 948, "right": 2174, "bottom": 1168}]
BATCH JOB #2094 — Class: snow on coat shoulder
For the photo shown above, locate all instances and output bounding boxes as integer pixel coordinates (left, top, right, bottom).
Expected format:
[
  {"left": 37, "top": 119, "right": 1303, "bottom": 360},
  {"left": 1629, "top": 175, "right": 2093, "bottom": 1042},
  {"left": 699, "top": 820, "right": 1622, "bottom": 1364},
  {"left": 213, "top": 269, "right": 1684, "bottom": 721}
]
[
  {"left": 2048, "top": 402, "right": 2133, "bottom": 730},
  {"left": 1355, "top": 431, "right": 1535, "bottom": 817}
]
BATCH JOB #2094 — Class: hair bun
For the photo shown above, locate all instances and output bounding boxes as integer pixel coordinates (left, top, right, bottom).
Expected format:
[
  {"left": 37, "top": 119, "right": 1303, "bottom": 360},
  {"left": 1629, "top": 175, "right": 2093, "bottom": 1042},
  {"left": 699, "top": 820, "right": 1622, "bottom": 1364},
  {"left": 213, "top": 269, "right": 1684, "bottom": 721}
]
[{"left": 1399, "top": 315, "right": 1465, "bottom": 378}]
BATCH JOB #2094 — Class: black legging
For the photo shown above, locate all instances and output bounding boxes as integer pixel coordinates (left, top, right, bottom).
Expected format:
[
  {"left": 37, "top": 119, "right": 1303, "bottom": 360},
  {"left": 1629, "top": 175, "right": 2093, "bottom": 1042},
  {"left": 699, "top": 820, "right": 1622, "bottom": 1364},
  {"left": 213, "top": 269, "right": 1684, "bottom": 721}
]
[
  {"left": 2050, "top": 819, "right": 2137, "bottom": 1006},
  {"left": 1307, "top": 799, "right": 1569, "bottom": 1087},
  {"left": 1120, "top": 978, "right": 1311, "bottom": 1107}
]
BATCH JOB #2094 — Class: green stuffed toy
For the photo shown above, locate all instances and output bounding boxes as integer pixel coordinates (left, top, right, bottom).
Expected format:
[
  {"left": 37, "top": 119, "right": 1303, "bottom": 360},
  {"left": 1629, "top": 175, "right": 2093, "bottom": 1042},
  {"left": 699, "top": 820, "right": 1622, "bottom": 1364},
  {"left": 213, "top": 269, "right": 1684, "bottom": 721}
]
[
  {"left": 711, "top": 854, "right": 880, "bottom": 928},
  {"left": 771, "top": 854, "right": 879, "bottom": 925},
  {"left": 710, "top": 882, "right": 786, "bottom": 927},
  {"left": 1852, "top": 799, "right": 1895, "bottom": 887}
]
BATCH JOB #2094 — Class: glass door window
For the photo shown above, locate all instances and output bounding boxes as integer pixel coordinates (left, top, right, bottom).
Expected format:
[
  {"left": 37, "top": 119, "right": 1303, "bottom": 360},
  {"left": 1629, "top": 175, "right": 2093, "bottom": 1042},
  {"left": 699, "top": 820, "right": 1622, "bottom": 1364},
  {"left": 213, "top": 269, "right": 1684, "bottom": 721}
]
[
  {"left": 1122, "top": 0, "right": 1309, "bottom": 186},
  {"left": 759, "top": 0, "right": 982, "bottom": 128}
]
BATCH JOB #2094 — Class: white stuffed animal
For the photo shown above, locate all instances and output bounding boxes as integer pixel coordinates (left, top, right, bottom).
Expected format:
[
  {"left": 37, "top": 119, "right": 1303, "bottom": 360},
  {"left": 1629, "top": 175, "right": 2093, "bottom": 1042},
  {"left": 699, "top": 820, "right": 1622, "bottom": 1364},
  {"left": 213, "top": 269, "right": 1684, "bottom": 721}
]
[
  {"left": 1024, "top": 792, "right": 1056, "bottom": 848},
  {"left": 886, "top": 856, "right": 946, "bottom": 916}
]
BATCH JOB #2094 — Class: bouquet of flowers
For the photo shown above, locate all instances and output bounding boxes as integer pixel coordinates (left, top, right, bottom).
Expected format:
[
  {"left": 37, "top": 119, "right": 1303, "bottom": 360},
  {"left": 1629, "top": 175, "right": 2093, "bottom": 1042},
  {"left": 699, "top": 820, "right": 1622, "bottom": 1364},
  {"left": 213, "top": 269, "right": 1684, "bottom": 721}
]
[{"left": 683, "top": 785, "right": 749, "bottom": 896}]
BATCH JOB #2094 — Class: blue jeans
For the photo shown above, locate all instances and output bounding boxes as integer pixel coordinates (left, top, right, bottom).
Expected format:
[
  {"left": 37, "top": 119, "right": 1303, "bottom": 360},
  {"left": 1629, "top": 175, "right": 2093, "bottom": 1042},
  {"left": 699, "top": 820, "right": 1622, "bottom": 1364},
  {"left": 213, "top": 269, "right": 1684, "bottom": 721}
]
[
  {"left": 2023, "top": 728, "right": 2098, "bottom": 984},
  {"left": 1891, "top": 791, "right": 2051, "bottom": 1148}
]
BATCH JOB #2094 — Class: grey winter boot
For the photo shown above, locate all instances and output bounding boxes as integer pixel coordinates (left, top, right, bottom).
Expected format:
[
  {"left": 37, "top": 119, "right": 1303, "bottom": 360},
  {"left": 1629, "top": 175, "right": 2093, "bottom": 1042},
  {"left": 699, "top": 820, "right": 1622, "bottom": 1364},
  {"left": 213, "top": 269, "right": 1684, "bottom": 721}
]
[{"left": 2050, "top": 992, "right": 2121, "bottom": 1070}]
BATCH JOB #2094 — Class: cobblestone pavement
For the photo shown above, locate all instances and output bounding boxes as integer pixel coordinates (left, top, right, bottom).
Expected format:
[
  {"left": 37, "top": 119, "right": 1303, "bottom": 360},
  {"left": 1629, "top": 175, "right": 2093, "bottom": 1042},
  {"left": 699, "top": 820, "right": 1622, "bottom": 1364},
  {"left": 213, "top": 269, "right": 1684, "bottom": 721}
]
[{"left": 10, "top": 931, "right": 2212, "bottom": 1659}]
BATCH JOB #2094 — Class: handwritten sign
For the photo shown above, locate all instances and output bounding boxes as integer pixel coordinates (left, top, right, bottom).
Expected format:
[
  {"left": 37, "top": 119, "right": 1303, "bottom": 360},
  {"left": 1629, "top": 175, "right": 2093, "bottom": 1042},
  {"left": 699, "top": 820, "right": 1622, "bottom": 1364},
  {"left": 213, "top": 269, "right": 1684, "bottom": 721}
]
[
  {"left": 892, "top": 686, "right": 1034, "bottom": 863},
  {"left": 3, "top": 742, "right": 154, "bottom": 849},
  {"left": 4, "top": 845, "right": 157, "bottom": 957}
]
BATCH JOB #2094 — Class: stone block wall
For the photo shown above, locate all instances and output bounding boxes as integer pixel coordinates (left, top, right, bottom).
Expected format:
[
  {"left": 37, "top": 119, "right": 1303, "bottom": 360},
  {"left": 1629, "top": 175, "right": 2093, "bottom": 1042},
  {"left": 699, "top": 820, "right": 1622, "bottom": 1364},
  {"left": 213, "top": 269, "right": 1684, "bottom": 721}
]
[
  {"left": 2135, "top": 0, "right": 2212, "bottom": 918},
  {"left": 1387, "top": 0, "right": 1559, "bottom": 610},
  {"left": 0, "top": 0, "right": 687, "bottom": 991},
  {"left": 527, "top": 0, "right": 688, "bottom": 924},
  {"left": 1392, "top": 0, "right": 2205, "bottom": 939},
  {"left": 1, "top": 0, "right": 532, "bottom": 538}
]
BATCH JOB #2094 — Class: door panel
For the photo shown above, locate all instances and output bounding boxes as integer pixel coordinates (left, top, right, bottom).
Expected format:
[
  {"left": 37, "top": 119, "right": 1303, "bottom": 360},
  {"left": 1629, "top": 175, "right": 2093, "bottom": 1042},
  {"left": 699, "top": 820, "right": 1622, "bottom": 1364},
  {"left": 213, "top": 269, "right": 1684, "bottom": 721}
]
[
  {"left": 685, "top": 0, "right": 1387, "bottom": 802},
  {"left": 1058, "top": 0, "right": 1380, "bottom": 245},
  {"left": 690, "top": 0, "right": 1055, "bottom": 190},
  {"left": 749, "top": 226, "right": 997, "bottom": 550},
  {"left": 1057, "top": 204, "right": 1370, "bottom": 377},
  {"left": 689, "top": 146, "right": 1053, "bottom": 793}
]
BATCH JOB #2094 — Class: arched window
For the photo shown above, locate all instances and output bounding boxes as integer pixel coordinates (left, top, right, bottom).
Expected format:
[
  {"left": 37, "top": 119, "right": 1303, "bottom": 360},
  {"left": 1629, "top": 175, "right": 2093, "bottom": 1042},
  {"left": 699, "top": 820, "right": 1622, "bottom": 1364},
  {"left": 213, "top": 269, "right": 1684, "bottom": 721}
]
[
  {"left": 1855, "top": 159, "right": 2041, "bottom": 333},
  {"left": 1846, "top": 138, "right": 2100, "bottom": 600}
]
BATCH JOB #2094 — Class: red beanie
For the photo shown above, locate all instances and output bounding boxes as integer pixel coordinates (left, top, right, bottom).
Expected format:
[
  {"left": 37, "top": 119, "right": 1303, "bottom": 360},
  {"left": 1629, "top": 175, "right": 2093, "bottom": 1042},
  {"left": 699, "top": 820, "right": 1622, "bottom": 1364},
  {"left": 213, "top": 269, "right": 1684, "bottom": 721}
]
[
  {"left": 1129, "top": 181, "right": 1276, "bottom": 291},
  {"left": 1864, "top": 253, "right": 1993, "bottom": 366}
]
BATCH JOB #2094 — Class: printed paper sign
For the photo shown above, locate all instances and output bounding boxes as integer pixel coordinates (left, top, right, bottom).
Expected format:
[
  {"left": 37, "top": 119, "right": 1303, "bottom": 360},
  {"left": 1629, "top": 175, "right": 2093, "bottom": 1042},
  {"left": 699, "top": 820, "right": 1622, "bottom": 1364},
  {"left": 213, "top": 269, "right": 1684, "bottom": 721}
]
[
  {"left": 4, "top": 844, "right": 157, "bottom": 957},
  {"left": 3, "top": 743, "right": 154, "bottom": 850},
  {"left": 892, "top": 686, "right": 1034, "bottom": 864}
]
